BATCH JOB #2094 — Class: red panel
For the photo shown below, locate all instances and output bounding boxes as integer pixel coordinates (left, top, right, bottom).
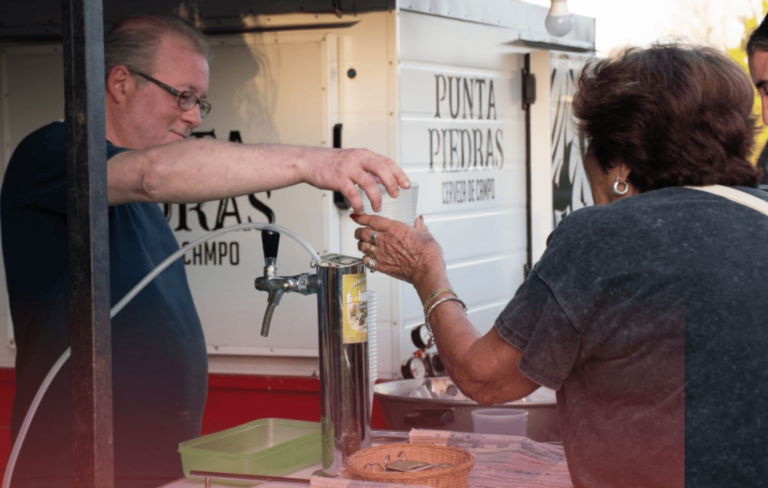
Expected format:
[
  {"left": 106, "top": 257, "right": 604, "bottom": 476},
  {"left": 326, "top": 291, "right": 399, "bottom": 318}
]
[
  {"left": 202, "top": 374, "right": 390, "bottom": 433},
  {"left": 0, "top": 368, "right": 15, "bottom": 476},
  {"left": 371, "top": 394, "right": 387, "bottom": 430},
  {"left": 0, "top": 368, "right": 391, "bottom": 480},
  {"left": 202, "top": 375, "right": 323, "bottom": 434}
]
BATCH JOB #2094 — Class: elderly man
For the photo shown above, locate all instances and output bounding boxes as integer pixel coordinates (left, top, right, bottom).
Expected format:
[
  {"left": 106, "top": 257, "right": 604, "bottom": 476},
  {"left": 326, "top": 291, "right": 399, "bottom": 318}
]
[
  {"left": 1, "top": 14, "right": 408, "bottom": 488},
  {"left": 747, "top": 14, "right": 768, "bottom": 182},
  {"left": 748, "top": 15, "right": 768, "bottom": 124}
]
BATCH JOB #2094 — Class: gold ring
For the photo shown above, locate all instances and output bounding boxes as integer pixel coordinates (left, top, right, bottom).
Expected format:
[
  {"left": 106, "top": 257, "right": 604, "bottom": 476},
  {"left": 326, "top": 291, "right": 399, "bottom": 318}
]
[{"left": 370, "top": 244, "right": 376, "bottom": 257}]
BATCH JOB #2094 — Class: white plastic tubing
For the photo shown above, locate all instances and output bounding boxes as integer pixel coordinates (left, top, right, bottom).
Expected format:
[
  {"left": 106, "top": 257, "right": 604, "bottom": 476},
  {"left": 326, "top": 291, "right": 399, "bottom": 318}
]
[{"left": 2, "top": 222, "right": 322, "bottom": 488}]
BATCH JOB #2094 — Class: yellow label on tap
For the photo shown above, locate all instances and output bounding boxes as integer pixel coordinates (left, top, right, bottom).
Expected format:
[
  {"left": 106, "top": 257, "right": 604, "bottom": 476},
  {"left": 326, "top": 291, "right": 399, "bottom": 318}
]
[{"left": 342, "top": 274, "right": 368, "bottom": 344}]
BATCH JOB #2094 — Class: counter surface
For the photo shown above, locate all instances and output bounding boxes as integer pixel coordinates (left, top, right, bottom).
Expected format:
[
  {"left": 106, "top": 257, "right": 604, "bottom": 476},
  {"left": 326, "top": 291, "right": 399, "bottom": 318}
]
[
  {"left": 159, "top": 463, "right": 321, "bottom": 487},
  {"left": 159, "top": 430, "right": 571, "bottom": 488}
]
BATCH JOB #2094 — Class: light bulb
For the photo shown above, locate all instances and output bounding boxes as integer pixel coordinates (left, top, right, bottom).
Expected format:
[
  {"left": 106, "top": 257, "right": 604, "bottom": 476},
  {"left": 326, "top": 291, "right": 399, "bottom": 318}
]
[{"left": 545, "top": 0, "right": 574, "bottom": 37}]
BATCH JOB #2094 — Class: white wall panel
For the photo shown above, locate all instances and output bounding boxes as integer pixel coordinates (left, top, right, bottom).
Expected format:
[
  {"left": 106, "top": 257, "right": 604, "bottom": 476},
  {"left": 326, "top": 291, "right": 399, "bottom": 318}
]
[
  {"left": 389, "top": 10, "right": 528, "bottom": 375},
  {"left": 426, "top": 210, "right": 527, "bottom": 261},
  {"left": 399, "top": 11, "right": 530, "bottom": 69}
]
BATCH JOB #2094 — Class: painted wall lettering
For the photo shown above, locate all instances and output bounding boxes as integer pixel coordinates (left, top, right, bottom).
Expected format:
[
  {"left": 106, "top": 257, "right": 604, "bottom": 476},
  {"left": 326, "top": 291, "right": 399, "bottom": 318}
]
[
  {"left": 434, "top": 75, "right": 497, "bottom": 120},
  {"left": 442, "top": 178, "right": 496, "bottom": 204},
  {"left": 163, "top": 197, "right": 274, "bottom": 267},
  {"left": 428, "top": 128, "right": 504, "bottom": 171},
  {"left": 429, "top": 74, "right": 503, "bottom": 172},
  {"left": 181, "top": 241, "right": 241, "bottom": 266},
  {"left": 164, "top": 195, "right": 275, "bottom": 231}
]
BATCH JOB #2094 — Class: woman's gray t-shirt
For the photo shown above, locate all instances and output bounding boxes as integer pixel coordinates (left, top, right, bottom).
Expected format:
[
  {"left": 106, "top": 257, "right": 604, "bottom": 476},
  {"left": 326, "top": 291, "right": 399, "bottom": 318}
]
[{"left": 495, "top": 186, "right": 768, "bottom": 488}]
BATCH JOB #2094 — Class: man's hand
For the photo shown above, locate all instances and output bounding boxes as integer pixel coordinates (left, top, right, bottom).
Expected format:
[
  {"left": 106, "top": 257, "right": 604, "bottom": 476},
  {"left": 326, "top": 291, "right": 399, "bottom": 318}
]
[{"left": 300, "top": 148, "right": 410, "bottom": 214}]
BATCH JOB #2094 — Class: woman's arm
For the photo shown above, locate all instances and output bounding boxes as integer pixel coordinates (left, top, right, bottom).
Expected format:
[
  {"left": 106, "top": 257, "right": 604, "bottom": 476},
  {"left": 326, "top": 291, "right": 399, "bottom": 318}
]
[{"left": 353, "top": 213, "right": 540, "bottom": 404}]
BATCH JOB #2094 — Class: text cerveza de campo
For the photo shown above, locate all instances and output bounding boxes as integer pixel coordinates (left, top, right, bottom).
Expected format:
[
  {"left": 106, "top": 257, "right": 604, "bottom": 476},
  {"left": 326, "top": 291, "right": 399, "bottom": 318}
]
[
  {"left": 430, "top": 74, "right": 501, "bottom": 204},
  {"left": 443, "top": 178, "right": 496, "bottom": 204}
]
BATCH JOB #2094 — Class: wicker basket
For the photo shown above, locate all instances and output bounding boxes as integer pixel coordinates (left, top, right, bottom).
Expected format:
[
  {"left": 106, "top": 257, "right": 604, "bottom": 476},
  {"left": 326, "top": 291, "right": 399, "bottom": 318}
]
[{"left": 345, "top": 443, "right": 475, "bottom": 488}]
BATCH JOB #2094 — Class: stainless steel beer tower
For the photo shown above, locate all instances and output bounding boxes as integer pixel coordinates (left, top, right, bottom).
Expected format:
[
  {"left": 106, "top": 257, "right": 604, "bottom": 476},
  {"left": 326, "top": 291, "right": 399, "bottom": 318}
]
[
  {"left": 316, "top": 255, "right": 370, "bottom": 475},
  {"left": 255, "top": 231, "right": 370, "bottom": 476}
]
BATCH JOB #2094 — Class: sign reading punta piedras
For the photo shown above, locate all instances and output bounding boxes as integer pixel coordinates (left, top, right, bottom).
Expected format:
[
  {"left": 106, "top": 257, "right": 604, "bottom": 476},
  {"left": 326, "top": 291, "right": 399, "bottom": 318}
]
[{"left": 428, "top": 74, "right": 501, "bottom": 204}]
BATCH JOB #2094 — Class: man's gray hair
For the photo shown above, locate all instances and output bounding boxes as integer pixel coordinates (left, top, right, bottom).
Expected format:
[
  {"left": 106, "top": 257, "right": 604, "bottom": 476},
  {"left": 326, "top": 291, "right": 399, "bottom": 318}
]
[
  {"left": 104, "top": 15, "right": 213, "bottom": 80},
  {"left": 747, "top": 13, "right": 768, "bottom": 55}
]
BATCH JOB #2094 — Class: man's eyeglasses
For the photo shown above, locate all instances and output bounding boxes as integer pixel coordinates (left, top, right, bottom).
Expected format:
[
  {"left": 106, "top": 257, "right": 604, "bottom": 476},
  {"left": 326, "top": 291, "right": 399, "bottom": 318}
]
[{"left": 132, "top": 71, "right": 211, "bottom": 118}]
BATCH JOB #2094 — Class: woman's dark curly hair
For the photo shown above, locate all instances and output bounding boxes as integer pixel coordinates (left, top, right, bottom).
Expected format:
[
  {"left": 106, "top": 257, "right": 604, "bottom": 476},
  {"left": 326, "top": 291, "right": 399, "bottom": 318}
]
[{"left": 573, "top": 43, "right": 759, "bottom": 191}]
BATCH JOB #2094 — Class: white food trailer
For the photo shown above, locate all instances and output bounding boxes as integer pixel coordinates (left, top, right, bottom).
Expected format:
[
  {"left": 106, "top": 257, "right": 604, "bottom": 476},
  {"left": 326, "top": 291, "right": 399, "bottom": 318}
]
[{"left": 0, "top": 0, "right": 595, "bottom": 393}]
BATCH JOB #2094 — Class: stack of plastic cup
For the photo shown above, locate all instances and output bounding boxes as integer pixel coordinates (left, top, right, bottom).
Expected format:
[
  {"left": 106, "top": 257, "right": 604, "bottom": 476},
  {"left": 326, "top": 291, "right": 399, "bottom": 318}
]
[
  {"left": 364, "top": 290, "right": 377, "bottom": 415},
  {"left": 358, "top": 182, "right": 419, "bottom": 225},
  {"left": 471, "top": 408, "right": 529, "bottom": 437}
]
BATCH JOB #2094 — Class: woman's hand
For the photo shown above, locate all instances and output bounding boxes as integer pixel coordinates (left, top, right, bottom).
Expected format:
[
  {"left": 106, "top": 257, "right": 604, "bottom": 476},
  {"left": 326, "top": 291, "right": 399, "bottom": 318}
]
[
  {"left": 353, "top": 213, "right": 538, "bottom": 405},
  {"left": 352, "top": 214, "right": 445, "bottom": 287}
]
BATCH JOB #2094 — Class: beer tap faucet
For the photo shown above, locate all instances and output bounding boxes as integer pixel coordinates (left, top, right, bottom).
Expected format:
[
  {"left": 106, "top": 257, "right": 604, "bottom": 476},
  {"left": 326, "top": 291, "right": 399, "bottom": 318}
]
[
  {"left": 253, "top": 227, "right": 371, "bottom": 476},
  {"left": 254, "top": 230, "right": 317, "bottom": 337}
]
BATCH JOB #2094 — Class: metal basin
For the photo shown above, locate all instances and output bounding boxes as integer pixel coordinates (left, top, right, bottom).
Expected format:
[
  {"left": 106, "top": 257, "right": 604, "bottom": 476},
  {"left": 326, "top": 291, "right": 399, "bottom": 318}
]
[{"left": 374, "top": 378, "right": 560, "bottom": 443}]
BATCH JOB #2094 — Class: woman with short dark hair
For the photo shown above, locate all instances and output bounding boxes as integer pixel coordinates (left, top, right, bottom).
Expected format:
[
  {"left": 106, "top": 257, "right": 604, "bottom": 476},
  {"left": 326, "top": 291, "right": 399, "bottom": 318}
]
[
  {"left": 575, "top": 44, "right": 758, "bottom": 193},
  {"left": 354, "top": 43, "right": 768, "bottom": 487}
]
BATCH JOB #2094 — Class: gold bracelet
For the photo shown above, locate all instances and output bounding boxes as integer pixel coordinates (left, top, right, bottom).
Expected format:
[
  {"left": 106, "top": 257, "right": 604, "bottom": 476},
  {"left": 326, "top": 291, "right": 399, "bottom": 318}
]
[
  {"left": 422, "top": 288, "right": 457, "bottom": 313},
  {"left": 423, "top": 296, "right": 468, "bottom": 348}
]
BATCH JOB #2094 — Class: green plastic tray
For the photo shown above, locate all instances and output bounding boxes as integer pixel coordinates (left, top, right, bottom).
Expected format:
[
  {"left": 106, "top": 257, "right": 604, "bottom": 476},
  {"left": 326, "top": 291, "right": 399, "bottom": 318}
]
[{"left": 178, "top": 418, "right": 321, "bottom": 478}]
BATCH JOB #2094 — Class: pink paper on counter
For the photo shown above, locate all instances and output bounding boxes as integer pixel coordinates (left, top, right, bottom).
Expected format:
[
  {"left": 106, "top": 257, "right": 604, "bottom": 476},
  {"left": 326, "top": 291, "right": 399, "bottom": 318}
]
[{"left": 409, "top": 429, "right": 573, "bottom": 488}]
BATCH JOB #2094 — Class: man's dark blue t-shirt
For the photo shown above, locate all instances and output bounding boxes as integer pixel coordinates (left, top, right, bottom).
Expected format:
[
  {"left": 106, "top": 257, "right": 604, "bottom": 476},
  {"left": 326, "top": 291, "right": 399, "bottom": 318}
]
[{"left": 1, "top": 122, "right": 208, "bottom": 487}]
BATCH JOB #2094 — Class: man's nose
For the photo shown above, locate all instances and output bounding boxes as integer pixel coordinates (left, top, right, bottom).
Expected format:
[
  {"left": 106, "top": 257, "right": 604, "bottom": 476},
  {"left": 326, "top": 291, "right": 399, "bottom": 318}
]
[{"left": 181, "top": 104, "right": 203, "bottom": 128}]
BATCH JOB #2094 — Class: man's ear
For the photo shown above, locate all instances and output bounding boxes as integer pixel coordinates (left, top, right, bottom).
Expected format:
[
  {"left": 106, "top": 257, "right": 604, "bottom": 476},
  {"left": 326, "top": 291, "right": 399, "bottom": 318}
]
[{"left": 106, "top": 65, "right": 132, "bottom": 103}]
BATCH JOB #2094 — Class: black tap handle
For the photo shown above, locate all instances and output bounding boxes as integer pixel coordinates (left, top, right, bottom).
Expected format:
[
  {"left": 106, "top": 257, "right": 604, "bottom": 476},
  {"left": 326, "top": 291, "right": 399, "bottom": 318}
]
[
  {"left": 262, "top": 230, "right": 280, "bottom": 260},
  {"left": 332, "top": 123, "right": 350, "bottom": 210}
]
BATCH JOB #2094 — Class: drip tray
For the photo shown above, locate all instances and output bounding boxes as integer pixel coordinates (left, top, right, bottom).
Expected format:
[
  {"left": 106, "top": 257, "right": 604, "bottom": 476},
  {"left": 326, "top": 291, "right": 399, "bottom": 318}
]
[{"left": 178, "top": 418, "right": 321, "bottom": 478}]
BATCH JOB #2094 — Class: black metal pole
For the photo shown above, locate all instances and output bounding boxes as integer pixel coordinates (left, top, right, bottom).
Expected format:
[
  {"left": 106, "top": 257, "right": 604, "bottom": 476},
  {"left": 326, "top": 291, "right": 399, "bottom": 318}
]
[
  {"left": 522, "top": 54, "right": 535, "bottom": 278},
  {"left": 61, "top": 0, "right": 114, "bottom": 486}
]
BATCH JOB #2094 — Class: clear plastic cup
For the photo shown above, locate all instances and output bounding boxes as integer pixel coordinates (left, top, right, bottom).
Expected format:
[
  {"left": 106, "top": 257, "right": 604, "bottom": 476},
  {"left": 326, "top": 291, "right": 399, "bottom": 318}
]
[
  {"left": 358, "top": 182, "right": 419, "bottom": 225},
  {"left": 364, "top": 290, "right": 377, "bottom": 415},
  {"left": 471, "top": 408, "right": 529, "bottom": 437}
]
